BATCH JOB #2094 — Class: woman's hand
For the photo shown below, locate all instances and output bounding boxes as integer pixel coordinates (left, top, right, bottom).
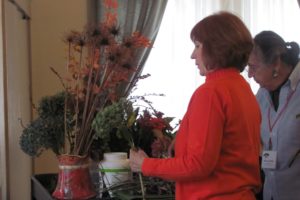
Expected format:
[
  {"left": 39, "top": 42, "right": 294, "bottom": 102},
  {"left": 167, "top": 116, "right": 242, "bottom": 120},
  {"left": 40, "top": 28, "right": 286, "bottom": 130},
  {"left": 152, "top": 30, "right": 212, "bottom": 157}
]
[{"left": 129, "top": 149, "right": 148, "bottom": 172}]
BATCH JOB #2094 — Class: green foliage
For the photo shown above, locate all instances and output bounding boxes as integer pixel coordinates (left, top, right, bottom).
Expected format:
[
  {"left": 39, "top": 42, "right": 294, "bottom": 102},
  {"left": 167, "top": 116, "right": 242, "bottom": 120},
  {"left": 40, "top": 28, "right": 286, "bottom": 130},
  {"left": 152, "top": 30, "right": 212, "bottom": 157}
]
[
  {"left": 92, "top": 98, "right": 136, "bottom": 153},
  {"left": 92, "top": 96, "right": 178, "bottom": 158},
  {"left": 19, "top": 92, "right": 71, "bottom": 157}
]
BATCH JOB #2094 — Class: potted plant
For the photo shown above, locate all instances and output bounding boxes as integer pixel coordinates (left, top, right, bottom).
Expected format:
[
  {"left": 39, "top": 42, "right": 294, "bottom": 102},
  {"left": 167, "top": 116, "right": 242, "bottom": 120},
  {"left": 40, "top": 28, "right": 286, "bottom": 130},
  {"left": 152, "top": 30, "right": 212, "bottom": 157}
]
[{"left": 19, "top": 0, "right": 150, "bottom": 199}]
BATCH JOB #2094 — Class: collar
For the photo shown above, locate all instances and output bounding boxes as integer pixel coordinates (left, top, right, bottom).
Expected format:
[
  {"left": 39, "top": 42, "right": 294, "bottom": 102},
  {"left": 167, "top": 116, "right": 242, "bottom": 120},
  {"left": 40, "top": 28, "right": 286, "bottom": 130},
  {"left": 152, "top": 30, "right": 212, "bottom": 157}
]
[
  {"left": 289, "top": 61, "right": 300, "bottom": 91},
  {"left": 206, "top": 67, "right": 239, "bottom": 81}
]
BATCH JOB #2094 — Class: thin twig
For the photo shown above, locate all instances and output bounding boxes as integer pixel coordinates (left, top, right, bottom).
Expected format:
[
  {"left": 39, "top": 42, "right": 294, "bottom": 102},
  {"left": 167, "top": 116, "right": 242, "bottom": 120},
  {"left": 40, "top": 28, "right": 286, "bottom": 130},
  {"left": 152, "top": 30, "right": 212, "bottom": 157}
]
[
  {"left": 49, "top": 67, "right": 68, "bottom": 90},
  {"left": 139, "top": 173, "right": 146, "bottom": 200}
]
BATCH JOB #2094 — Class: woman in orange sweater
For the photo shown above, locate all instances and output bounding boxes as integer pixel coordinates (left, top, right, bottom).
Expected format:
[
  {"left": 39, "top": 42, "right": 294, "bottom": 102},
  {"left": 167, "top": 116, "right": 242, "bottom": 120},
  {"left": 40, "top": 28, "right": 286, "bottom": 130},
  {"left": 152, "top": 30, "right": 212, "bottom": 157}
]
[{"left": 130, "top": 11, "right": 261, "bottom": 200}]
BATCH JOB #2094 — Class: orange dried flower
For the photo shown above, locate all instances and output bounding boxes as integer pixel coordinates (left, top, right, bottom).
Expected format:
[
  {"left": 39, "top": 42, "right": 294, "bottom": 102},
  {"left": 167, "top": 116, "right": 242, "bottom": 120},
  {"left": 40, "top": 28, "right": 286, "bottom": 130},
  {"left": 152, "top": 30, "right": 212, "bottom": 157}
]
[
  {"left": 50, "top": 0, "right": 151, "bottom": 156},
  {"left": 132, "top": 32, "right": 152, "bottom": 47},
  {"left": 105, "top": 13, "right": 118, "bottom": 26},
  {"left": 104, "top": 0, "right": 118, "bottom": 9}
]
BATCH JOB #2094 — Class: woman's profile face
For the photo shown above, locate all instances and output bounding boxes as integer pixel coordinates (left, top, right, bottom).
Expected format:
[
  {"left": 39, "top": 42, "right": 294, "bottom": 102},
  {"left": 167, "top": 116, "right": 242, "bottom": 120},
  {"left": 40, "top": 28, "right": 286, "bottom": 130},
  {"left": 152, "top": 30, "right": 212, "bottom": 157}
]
[
  {"left": 248, "top": 51, "right": 275, "bottom": 91},
  {"left": 191, "top": 40, "right": 208, "bottom": 76}
]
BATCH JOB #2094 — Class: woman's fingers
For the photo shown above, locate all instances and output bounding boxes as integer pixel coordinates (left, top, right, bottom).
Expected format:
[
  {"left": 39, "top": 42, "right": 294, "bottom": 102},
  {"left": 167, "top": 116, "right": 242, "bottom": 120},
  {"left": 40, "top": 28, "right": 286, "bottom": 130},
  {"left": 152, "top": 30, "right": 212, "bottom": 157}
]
[{"left": 129, "top": 149, "right": 147, "bottom": 172}]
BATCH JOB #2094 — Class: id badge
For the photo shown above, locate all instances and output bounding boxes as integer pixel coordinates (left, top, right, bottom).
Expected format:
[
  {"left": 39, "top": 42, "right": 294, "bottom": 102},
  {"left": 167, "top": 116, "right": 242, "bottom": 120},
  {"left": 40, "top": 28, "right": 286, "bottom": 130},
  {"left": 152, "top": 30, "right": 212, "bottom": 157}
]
[{"left": 261, "top": 150, "right": 277, "bottom": 169}]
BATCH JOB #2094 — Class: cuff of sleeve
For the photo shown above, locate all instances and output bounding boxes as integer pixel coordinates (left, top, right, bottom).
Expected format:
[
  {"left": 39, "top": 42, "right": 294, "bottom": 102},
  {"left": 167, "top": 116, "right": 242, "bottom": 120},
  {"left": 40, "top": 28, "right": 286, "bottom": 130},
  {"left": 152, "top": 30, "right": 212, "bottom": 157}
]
[{"left": 141, "top": 157, "right": 152, "bottom": 176}]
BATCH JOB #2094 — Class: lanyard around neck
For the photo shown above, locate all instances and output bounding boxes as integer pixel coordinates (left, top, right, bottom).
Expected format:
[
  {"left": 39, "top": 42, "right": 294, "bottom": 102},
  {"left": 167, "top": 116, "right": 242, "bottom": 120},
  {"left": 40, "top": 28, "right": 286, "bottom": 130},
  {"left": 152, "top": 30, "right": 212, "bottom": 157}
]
[{"left": 267, "top": 89, "right": 295, "bottom": 150}]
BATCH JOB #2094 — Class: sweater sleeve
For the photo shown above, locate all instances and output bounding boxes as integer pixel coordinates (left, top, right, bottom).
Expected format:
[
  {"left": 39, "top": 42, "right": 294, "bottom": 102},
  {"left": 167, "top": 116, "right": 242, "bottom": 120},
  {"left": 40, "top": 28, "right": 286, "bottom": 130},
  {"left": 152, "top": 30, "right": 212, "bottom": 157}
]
[{"left": 142, "top": 87, "right": 226, "bottom": 181}]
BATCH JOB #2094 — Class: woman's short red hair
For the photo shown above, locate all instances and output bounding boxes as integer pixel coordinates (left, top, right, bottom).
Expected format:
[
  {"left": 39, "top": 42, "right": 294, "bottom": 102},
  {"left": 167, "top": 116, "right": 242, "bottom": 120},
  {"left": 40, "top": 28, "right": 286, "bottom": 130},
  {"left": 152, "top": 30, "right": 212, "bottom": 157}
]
[{"left": 190, "top": 11, "right": 253, "bottom": 72}]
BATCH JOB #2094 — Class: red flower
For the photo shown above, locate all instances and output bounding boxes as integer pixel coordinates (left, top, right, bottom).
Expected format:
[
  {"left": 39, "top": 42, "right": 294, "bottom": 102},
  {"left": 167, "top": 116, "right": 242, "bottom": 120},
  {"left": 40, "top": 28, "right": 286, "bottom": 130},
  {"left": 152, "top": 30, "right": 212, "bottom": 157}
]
[{"left": 148, "top": 117, "right": 167, "bottom": 131}]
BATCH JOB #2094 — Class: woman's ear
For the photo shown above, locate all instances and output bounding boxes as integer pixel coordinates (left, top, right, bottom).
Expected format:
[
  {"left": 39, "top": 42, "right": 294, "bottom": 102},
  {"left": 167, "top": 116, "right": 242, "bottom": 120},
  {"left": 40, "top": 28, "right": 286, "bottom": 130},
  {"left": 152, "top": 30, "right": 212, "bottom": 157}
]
[{"left": 272, "top": 57, "right": 282, "bottom": 78}]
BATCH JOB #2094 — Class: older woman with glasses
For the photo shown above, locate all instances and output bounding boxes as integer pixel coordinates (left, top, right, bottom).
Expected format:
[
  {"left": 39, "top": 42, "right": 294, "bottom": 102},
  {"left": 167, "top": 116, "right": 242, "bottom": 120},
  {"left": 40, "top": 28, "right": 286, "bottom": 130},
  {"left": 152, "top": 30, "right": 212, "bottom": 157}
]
[{"left": 248, "top": 30, "right": 300, "bottom": 200}]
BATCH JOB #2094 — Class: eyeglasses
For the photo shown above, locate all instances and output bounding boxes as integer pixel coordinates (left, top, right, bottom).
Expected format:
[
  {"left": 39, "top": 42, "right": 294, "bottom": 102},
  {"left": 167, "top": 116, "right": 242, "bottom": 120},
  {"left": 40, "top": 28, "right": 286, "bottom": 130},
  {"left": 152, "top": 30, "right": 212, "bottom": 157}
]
[{"left": 246, "top": 64, "right": 267, "bottom": 74}]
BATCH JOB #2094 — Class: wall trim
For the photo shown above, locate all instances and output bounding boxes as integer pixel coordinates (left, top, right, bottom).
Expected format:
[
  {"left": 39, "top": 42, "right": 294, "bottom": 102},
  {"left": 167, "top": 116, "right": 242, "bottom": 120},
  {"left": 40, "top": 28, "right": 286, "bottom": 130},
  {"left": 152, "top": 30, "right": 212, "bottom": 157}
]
[{"left": 0, "top": 0, "right": 8, "bottom": 198}]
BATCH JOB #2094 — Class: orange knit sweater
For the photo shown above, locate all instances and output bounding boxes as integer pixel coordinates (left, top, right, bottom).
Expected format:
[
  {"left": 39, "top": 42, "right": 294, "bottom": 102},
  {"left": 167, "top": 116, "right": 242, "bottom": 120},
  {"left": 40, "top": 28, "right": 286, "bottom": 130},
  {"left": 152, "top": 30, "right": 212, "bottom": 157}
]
[{"left": 142, "top": 68, "right": 261, "bottom": 200}]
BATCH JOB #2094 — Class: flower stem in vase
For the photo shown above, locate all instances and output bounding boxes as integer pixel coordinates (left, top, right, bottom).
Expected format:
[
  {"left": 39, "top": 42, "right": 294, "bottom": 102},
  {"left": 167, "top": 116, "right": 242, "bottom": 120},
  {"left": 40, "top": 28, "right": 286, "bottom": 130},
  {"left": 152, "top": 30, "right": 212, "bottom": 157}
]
[{"left": 138, "top": 172, "right": 146, "bottom": 200}]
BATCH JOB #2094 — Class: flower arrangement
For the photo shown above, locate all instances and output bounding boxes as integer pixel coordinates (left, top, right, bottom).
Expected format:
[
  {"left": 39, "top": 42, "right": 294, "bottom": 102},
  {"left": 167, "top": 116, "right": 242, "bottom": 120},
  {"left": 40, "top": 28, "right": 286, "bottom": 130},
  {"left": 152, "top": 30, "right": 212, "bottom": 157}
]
[
  {"left": 92, "top": 95, "right": 178, "bottom": 158},
  {"left": 92, "top": 95, "right": 178, "bottom": 199},
  {"left": 133, "top": 106, "right": 175, "bottom": 158},
  {"left": 19, "top": 0, "right": 151, "bottom": 158}
]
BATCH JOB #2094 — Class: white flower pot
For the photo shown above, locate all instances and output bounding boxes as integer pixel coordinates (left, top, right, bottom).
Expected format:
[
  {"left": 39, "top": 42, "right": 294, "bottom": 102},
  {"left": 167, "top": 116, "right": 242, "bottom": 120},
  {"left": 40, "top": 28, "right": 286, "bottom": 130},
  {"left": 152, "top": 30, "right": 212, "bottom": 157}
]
[{"left": 99, "top": 152, "right": 131, "bottom": 197}]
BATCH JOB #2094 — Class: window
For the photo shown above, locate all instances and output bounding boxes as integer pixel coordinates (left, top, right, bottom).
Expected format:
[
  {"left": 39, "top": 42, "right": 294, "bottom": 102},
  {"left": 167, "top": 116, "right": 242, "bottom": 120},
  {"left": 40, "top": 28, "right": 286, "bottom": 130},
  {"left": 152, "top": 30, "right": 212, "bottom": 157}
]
[{"left": 132, "top": 0, "right": 300, "bottom": 120}]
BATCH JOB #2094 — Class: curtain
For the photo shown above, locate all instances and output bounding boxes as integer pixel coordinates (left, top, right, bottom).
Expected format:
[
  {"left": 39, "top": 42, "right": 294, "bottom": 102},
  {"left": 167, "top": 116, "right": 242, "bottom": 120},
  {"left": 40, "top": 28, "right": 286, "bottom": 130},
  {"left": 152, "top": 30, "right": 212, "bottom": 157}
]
[{"left": 96, "top": 0, "right": 168, "bottom": 96}]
